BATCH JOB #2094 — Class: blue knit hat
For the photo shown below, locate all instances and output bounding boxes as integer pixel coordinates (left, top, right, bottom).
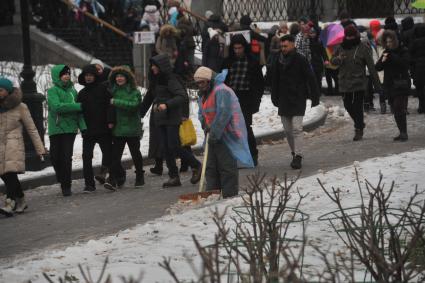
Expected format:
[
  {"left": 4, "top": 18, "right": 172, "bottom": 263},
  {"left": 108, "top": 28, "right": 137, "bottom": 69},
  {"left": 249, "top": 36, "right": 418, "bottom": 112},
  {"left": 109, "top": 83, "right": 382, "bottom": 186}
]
[{"left": 0, "top": 77, "right": 13, "bottom": 93}]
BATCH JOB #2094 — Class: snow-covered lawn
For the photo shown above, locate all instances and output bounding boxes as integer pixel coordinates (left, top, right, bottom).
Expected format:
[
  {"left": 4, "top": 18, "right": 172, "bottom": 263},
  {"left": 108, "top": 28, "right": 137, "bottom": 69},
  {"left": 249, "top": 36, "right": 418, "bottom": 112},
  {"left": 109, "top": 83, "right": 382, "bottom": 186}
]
[{"left": 1, "top": 149, "right": 423, "bottom": 282}]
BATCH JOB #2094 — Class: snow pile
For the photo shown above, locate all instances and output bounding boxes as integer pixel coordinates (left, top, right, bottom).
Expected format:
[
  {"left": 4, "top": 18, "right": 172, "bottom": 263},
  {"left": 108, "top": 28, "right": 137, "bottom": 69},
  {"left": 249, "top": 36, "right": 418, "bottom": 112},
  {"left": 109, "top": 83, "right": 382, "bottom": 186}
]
[{"left": 1, "top": 149, "right": 424, "bottom": 282}]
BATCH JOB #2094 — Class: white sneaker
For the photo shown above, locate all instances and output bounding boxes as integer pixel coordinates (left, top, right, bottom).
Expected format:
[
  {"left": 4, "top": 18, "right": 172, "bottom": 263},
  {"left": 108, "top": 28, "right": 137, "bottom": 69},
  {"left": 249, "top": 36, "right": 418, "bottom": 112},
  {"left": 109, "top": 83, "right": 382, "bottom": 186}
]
[
  {"left": 0, "top": 198, "right": 16, "bottom": 217},
  {"left": 14, "top": 197, "right": 28, "bottom": 213}
]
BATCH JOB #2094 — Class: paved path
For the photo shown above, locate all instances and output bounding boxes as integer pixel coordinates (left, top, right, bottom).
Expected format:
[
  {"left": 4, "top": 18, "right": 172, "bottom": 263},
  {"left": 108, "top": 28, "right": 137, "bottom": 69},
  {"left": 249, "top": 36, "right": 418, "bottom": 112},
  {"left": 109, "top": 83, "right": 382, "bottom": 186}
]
[{"left": 0, "top": 97, "right": 424, "bottom": 264}]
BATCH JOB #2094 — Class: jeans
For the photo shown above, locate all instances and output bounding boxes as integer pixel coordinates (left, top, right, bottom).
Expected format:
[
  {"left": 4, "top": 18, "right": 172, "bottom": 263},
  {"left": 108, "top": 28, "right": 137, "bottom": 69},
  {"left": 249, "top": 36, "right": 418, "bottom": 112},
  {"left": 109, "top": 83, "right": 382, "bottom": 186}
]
[{"left": 281, "top": 116, "right": 304, "bottom": 155}]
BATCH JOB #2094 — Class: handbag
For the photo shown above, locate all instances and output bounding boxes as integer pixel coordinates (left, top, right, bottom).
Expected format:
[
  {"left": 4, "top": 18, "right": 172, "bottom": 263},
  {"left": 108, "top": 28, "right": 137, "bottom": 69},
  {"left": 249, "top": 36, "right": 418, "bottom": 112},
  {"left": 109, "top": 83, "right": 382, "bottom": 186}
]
[{"left": 179, "top": 119, "right": 197, "bottom": 146}]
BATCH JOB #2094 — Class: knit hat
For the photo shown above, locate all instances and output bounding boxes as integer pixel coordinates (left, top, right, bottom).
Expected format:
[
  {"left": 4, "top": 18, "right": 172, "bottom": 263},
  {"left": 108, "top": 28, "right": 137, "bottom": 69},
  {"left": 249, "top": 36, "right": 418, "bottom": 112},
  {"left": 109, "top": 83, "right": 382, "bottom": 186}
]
[
  {"left": 90, "top": 59, "right": 104, "bottom": 69},
  {"left": 344, "top": 24, "right": 359, "bottom": 37},
  {"left": 208, "top": 28, "right": 219, "bottom": 39},
  {"left": 240, "top": 15, "right": 252, "bottom": 27},
  {"left": 194, "top": 66, "right": 213, "bottom": 82},
  {"left": 0, "top": 77, "right": 13, "bottom": 93},
  {"left": 59, "top": 65, "right": 70, "bottom": 78}
]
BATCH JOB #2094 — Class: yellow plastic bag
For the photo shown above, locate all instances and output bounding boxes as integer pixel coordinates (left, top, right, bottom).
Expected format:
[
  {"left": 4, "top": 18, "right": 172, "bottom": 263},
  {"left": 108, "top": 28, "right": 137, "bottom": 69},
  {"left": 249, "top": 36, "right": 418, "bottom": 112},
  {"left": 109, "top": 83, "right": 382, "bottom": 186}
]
[{"left": 179, "top": 119, "right": 197, "bottom": 146}]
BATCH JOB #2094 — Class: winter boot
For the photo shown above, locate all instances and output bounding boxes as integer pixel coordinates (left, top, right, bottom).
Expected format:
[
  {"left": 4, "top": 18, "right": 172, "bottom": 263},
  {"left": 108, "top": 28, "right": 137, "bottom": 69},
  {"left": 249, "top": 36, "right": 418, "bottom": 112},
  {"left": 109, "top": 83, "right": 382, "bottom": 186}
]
[
  {"left": 150, "top": 158, "right": 163, "bottom": 176},
  {"left": 163, "top": 176, "right": 182, "bottom": 188},
  {"left": 134, "top": 171, "right": 145, "bottom": 188},
  {"left": 290, "top": 153, "right": 302, "bottom": 169},
  {"left": 353, "top": 129, "right": 363, "bottom": 141},
  {"left": 393, "top": 133, "right": 408, "bottom": 141},
  {"left": 103, "top": 177, "right": 117, "bottom": 191},
  {"left": 394, "top": 115, "right": 408, "bottom": 142},
  {"left": 380, "top": 102, "right": 387, "bottom": 114},
  {"left": 95, "top": 165, "right": 109, "bottom": 184},
  {"left": 83, "top": 185, "right": 96, "bottom": 193},
  {"left": 190, "top": 165, "right": 202, "bottom": 184},
  {"left": 0, "top": 198, "right": 15, "bottom": 217},
  {"left": 61, "top": 185, "right": 72, "bottom": 197},
  {"left": 14, "top": 197, "right": 28, "bottom": 213}
]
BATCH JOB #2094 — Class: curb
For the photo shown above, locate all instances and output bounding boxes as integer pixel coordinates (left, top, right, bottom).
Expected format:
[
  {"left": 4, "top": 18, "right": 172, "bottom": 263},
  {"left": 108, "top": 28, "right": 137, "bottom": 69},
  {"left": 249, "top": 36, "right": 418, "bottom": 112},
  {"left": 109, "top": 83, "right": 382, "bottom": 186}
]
[{"left": 1, "top": 106, "right": 327, "bottom": 191}]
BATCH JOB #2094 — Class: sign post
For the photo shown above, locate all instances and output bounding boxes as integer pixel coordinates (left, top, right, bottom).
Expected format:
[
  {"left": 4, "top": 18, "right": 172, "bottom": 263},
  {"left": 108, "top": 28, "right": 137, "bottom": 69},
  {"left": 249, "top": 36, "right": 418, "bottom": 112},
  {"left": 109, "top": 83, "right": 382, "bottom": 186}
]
[{"left": 134, "top": 31, "right": 156, "bottom": 89}]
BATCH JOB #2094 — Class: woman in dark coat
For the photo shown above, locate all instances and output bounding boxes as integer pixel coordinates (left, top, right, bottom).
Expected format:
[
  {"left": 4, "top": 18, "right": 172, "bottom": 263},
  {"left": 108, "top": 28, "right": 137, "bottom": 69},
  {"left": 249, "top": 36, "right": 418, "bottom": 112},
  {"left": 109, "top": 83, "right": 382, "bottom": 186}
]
[
  {"left": 409, "top": 24, "right": 425, "bottom": 114},
  {"left": 376, "top": 30, "right": 411, "bottom": 141},
  {"left": 309, "top": 26, "right": 327, "bottom": 92}
]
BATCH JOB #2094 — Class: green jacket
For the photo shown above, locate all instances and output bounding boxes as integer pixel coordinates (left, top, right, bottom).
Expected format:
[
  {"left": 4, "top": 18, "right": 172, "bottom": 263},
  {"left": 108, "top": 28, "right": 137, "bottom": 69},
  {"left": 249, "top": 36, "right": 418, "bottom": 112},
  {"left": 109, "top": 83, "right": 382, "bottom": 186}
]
[
  {"left": 47, "top": 64, "right": 86, "bottom": 136},
  {"left": 109, "top": 66, "right": 142, "bottom": 137}
]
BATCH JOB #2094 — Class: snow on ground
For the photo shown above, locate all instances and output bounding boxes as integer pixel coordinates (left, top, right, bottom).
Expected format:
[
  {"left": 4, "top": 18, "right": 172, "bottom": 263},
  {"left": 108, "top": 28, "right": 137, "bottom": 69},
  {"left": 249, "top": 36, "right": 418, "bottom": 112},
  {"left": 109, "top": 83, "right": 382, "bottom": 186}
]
[{"left": 1, "top": 149, "right": 424, "bottom": 282}]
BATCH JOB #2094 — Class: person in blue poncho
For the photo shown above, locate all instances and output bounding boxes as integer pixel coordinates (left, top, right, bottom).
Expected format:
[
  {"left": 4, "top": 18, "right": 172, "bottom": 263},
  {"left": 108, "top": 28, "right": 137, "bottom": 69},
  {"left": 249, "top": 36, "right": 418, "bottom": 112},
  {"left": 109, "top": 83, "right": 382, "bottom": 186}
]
[{"left": 195, "top": 67, "right": 254, "bottom": 198}]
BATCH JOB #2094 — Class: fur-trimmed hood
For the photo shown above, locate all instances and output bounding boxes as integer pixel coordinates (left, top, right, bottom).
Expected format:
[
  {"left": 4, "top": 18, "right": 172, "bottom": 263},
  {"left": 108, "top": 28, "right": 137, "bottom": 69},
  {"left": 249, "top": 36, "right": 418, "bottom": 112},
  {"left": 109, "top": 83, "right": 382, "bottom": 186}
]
[
  {"left": 0, "top": 88, "right": 22, "bottom": 110},
  {"left": 109, "top": 66, "right": 137, "bottom": 90},
  {"left": 159, "top": 24, "right": 178, "bottom": 38}
]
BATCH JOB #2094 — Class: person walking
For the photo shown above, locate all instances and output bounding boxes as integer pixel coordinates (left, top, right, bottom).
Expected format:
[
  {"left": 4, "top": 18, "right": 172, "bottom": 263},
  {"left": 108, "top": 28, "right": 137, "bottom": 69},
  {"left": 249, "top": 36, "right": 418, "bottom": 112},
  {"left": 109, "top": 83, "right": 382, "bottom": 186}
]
[
  {"left": 147, "top": 54, "right": 201, "bottom": 187},
  {"left": 0, "top": 78, "right": 46, "bottom": 216},
  {"left": 376, "top": 30, "right": 411, "bottom": 141},
  {"left": 409, "top": 24, "right": 425, "bottom": 114},
  {"left": 331, "top": 25, "right": 382, "bottom": 141},
  {"left": 270, "top": 35, "right": 320, "bottom": 169},
  {"left": 77, "top": 64, "right": 113, "bottom": 192},
  {"left": 222, "top": 34, "right": 265, "bottom": 166},
  {"left": 194, "top": 67, "right": 253, "bottom": 198},
  {"left": 47, "top": 65, "right": 86, "bottom": 197},
  {"left": 103, "top": 66, "right": 144, "bottom": 190}
]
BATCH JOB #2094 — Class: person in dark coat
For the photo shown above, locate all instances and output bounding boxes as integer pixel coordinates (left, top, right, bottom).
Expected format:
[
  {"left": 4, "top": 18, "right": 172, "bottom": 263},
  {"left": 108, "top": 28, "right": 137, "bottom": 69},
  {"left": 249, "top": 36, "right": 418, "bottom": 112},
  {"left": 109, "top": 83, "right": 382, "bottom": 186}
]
[
  {"left": 409, "top": 23, "right": 425, "bottom": 114},
  {"left": 202, "top": 28, "right": 225, "bottom": 72},
  {"left": 77, "top": 64, "right": 113, "bottom": 192},
  {"left": 331, "top": 25, "right": 382, "bottom": 141},
  {"left": 376, "top": 30, "right": 411, "bottom": 142},
  {"left": 147, "top": 54, "right": 201, "bottom": 187},
  {"left": 309, "top": 25, "right": 327, "bottom": 92},
  {"left": 270, "top": 34, "right": 320, "bottom": 170},
  {"left": 222, "top": 34, "right": 265, "bottom": 166},
  {"left": 201, "top": 13, "right": 228, "bottom": 54},
  {"left": 238, "top": 15, "right": 268, "bottom": 65},
  {"left": 400, "top": 16, "right": 415, "bottom": 48}
]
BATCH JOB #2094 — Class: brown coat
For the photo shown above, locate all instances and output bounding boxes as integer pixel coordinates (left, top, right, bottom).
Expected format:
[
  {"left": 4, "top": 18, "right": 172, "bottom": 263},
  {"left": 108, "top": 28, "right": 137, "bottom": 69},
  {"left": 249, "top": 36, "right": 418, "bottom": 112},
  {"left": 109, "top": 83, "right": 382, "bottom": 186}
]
[{"left": 0, "top": 89, "right": 45, "bottom": 175}]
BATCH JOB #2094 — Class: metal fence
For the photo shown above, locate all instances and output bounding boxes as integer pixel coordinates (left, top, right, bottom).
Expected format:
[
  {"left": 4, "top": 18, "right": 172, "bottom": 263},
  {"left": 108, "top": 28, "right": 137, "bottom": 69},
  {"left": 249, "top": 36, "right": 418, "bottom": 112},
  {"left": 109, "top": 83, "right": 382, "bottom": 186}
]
[{"left": 221, "top": 0, "right": 425, "bottom": 23}]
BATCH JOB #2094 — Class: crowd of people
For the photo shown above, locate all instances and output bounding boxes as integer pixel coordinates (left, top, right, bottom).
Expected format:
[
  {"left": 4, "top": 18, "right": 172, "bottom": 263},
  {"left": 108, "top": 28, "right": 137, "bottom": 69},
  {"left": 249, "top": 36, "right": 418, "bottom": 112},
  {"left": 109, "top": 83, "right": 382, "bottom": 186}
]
[{"left": 1, "top": 8, "right": 425, "bottom": 217}]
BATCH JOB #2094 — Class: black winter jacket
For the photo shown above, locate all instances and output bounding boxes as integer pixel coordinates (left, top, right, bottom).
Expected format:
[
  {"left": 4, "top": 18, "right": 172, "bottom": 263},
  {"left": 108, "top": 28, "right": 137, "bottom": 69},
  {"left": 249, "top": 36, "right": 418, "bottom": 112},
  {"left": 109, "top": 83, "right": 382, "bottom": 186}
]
[
  {"left": 409, "top": 24, "right": 425, "bottom": 87},
  {"left": 77, "top": 66, "right": 112, "bottom": 136},
  {"left": 142, "top": 54, "right": 188, "bottom": 126},
  {"left": 271, "top": 50, "right": 320, "bottom": 117}
]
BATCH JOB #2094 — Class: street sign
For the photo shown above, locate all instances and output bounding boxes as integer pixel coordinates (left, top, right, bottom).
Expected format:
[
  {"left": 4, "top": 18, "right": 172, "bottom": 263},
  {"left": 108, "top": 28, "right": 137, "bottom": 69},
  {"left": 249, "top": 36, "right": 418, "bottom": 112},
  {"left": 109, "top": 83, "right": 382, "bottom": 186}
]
[
  {"left": 134, "top": 31, "right": 156, "bottom": 44},
  {"left": 225, "top": 30, "right": 251, "bottom": 46}
]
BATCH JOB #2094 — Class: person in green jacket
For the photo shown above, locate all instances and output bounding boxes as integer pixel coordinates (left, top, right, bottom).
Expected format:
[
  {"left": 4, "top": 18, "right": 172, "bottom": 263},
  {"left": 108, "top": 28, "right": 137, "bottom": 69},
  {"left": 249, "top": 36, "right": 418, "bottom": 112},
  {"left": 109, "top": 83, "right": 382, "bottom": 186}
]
[
  {"left": 47, "top": 65, "right": 86, "bottom": 197},
  {"left": 103, "top": 66, "right": 144, "bottom": 190}
]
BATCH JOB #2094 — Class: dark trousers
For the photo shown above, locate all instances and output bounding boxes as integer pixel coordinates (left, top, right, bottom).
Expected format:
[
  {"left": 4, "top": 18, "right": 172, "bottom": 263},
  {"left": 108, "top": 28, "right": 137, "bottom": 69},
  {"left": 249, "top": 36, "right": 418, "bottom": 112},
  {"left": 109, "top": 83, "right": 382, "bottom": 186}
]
[
  {"left": 159, "top": 125, "right": 200, "bottom": 178},
  {"left": 365, "top": 76, "right": 375, "bottom": 108},
  {"left": 206, "top": 142, "right": 238, "bottom": 198},
  {"left": 82, "top": 134, "right": 112, "bottom": 187},
  {"left": 343, "top": 91, "right": 365, "bottom": 130},
  {"left": 1, "top": 172, "right": 23, "bottom": 200},
  {"left": 314, "top": 68, "right": 323, "bottom": 91},
  {"left": 237, "top": 100, "right": 258, "bottom": 159},
  {"left": 325, "top": 68, "right": 339, "bottom": 95},
  {"left": 110, "top": 136, "right": 144, "bottom": 184},
  {"left": 49, "top": 133, "right": 76, "bottom": 189},
  {"left": 393, "top": 95, "right": 408, "bottom": 134},
  {"left": 416, "top": 85, "right": 425, "bottom": 112}
]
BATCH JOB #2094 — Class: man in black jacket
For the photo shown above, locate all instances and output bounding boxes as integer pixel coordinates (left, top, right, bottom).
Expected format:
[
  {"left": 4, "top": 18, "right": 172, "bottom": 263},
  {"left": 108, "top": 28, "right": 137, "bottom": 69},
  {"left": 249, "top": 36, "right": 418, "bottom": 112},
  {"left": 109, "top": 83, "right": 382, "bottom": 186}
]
[
  {"left": 77, "top": 64, "right": 113, "bottom": 192},
  {"left": 145, "top": 54, "right": 201, "bottom": 187},
  {"left": 270, "top": 34, "right": 320, "bottom": 169},
  {"left": 222, "top": 34, "right": 265, "bottom": 166}
]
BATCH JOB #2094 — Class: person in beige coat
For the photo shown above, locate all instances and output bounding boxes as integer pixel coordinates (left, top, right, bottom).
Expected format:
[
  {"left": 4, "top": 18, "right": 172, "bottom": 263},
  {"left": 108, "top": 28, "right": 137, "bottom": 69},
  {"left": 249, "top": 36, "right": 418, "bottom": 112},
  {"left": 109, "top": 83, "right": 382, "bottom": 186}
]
[{"left": 0, "top": 77, "right": 46, "bottom": 217}]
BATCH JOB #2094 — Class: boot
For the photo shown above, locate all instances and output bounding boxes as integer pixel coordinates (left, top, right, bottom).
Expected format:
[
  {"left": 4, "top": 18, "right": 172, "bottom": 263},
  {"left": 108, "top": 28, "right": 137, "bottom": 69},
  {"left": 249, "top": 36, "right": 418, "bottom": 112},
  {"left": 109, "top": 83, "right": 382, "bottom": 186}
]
[
  {"left": 103, "top": 177, "right": 117, "bottom": 191},
  {"left": 134, "top": 171, "right": 145, "bottom": 188},
  {"left": 380, "top": 102, "right": 387, "bottom": 114},
  {"left": 83, "top": 185, "right": 96, "bottom": 193},
  {"left": 61, "top": 185, "right": 72, "bottom": 197},
  {"left": 95, "top": 165, "right": 108, "bottom": 184},
  {"left": 190, "top": 165, "right": 202, "bottom": 184},
  {"left": 393, "top": 133, "right": 408, "bottom": 141},
  {"left": 290, "top": 153, "right": 302, "bottom": 169},
  {"left": 163, "top": 176, "right": 182, "bottom": 188},
  {"left": 0, "top": 198, "right": 15, "bottom": 217},
  {"left": 14, "top": 197, "right": 28, "bottom": 213},
  {"left": 353, "top": 129, "right": 363, "bottom": 141},
  {"left": 394, "top": 115, "right": 408, "bottom": 142},
  {"left": 150, "top": 158, "right": 163, "bottom": 176}
]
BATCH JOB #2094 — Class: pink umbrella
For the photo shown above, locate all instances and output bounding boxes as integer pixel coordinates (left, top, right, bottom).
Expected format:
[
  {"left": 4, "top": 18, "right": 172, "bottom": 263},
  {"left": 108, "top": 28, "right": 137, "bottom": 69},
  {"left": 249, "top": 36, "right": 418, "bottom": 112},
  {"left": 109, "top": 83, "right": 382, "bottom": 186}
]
[{"left": 321, "top": 23, "right": 345, "bottom": 47}]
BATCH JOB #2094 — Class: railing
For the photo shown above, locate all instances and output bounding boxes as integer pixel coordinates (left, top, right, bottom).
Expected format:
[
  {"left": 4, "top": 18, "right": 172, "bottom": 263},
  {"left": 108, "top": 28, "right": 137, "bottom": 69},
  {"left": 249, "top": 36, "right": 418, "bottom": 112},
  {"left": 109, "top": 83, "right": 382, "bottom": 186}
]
[{"left": 336, "top": 0, "right": 425, "bottom": 18}]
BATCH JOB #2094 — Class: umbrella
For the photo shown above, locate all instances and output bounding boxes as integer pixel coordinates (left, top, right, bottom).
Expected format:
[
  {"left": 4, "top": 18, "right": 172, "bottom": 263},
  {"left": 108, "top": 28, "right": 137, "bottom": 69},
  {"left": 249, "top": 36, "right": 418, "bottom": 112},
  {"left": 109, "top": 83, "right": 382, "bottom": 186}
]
[
  {"left": 320, "top": 23, "right": 345, "bottom": 47},
  {"left": 412, "top": 0, "right": 425, "bottom": 8}
]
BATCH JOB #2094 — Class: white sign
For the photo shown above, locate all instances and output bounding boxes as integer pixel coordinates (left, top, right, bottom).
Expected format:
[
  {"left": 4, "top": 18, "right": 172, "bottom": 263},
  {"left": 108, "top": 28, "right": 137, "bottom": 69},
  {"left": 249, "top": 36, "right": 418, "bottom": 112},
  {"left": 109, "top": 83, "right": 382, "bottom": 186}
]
[
  {"left": 134, "top": 31, "right": 156, "bottom": 44},
  {"left": 224, "top": 30, "right": 251, "bottom": 46}
]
